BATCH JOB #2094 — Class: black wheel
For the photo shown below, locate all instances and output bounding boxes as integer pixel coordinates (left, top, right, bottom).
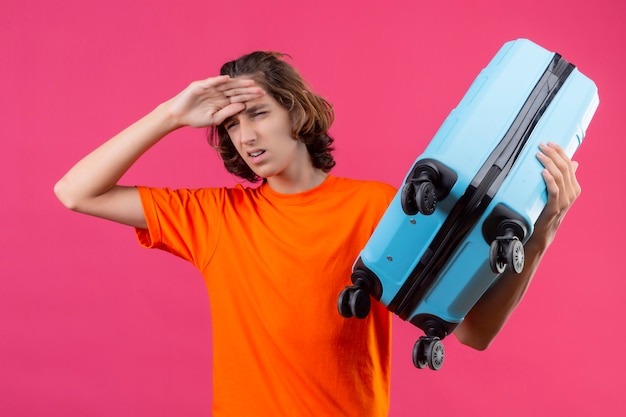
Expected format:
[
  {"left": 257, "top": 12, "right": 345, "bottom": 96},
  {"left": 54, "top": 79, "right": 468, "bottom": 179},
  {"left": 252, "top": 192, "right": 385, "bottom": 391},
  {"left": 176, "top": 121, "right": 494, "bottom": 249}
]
[
  {"left": 506, "top": 238, "right": 525, "bottom": 274},
  {"left": 412, "top": 338, "right": 428, "bottom": 369},
  {"left": 337, "top": 288, "right": 353, "bottom": 318},
  {"left": 350, "top": 288, "right": 371, "bottom": 319},
  {"left": 401, "top": 182, "right": 418, "bottom": 215},
  {"left": 489, "top": 240, "right": 506, "bottom": 274},
  {"left": 415, "top": 181, "right": 437, "bottom": 215},
  {"left": 425, "top": 338, "right": 445, "bottom": 370}
]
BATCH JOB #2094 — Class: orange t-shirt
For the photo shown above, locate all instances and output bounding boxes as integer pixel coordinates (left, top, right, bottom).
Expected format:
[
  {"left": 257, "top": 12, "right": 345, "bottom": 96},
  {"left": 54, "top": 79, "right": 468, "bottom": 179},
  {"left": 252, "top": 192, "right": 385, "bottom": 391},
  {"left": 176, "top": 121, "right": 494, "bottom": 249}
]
[{"left": 136, "top": 175, "right": 396, "bottom": 416}]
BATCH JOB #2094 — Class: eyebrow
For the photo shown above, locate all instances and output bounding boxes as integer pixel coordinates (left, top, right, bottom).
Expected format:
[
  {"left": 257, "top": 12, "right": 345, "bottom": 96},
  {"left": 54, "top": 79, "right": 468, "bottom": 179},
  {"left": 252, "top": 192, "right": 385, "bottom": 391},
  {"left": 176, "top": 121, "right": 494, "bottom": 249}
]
[
  {"left": 243, "top": 103, "right": 270, "bottom": 115},
  {"left": 223, "top": 103, "right": 270, "bottom": 126}
]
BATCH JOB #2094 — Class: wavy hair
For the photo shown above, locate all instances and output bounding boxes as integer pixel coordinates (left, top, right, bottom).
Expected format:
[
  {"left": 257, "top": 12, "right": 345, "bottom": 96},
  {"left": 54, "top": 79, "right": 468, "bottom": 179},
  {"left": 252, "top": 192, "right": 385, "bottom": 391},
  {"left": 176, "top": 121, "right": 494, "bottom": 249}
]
[{"left": 207, "top": 51, "right": 336, "bottom": 183}]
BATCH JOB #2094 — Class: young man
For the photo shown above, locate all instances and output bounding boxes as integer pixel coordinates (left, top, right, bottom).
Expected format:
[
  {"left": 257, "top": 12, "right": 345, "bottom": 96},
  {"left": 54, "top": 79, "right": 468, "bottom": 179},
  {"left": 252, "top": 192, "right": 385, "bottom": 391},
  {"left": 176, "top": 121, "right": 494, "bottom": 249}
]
[{"left": 54, "top": 51, "right": 581, "bottom": 416}]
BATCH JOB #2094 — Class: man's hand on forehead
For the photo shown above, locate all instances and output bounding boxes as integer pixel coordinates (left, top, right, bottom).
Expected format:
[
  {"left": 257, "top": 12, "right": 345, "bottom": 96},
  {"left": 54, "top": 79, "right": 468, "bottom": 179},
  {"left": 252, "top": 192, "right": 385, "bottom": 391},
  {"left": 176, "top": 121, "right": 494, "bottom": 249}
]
[
  {"left": 166, "top": 75, "right": 264, "bottom": 129},
  {"left": 219, "top": 77, "right": 265, "bottom": 105}
]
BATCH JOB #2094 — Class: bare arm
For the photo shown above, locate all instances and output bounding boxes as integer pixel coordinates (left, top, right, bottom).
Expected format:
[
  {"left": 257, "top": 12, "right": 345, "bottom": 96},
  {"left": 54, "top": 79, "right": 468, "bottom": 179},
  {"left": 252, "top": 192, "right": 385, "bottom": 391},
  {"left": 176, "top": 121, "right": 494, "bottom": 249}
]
[
  {"left": 54, "top": 75, "right": 264, "bottom": 228},
  {"left": 454, "top": 143, "right": 581, "bottom": 350}
]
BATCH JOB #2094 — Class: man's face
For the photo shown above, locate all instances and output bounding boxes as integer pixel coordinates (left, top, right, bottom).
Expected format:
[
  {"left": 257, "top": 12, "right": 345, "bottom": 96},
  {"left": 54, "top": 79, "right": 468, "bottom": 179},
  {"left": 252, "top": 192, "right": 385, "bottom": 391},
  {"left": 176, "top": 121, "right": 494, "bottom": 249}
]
[{"left": 224, "top": 91, "right": 311, "bottom": 183}]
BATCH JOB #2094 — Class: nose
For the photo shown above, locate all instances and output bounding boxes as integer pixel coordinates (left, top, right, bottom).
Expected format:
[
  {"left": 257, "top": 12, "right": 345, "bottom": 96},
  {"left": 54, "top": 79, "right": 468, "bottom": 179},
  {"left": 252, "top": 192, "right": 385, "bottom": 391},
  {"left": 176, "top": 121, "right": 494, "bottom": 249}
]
[{"left": 238, "top": 117, "right": 256, "bottom": 146}]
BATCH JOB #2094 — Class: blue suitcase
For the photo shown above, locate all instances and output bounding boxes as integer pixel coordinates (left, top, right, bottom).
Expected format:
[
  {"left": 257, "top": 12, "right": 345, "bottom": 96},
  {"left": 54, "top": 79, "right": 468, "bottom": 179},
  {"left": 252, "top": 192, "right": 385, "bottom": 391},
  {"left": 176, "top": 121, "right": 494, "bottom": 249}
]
[{"left": 338, "top": 39, "right": 599, "bottom": 370}]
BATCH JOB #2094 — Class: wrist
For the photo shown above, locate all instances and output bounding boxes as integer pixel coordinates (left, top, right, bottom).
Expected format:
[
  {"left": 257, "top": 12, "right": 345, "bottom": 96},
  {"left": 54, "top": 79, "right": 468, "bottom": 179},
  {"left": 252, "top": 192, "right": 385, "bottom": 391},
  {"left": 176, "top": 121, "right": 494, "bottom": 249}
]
[
  {"left": 153, "top": 100, "right": 186, "bottom": 132},
  {"left": 525, "top": 229, "right": 552, "bottom": 257}
]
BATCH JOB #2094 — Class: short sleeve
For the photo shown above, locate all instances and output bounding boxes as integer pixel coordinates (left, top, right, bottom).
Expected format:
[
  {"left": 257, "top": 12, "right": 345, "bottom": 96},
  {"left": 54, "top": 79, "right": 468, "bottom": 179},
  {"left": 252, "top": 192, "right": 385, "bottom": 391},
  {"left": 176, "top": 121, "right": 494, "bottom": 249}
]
[
  {"left": 133, "top": 186, "right": 221, "bottom": 268},
  {"left": 135, "top": 186, "right": 163, "bottom": 249}
]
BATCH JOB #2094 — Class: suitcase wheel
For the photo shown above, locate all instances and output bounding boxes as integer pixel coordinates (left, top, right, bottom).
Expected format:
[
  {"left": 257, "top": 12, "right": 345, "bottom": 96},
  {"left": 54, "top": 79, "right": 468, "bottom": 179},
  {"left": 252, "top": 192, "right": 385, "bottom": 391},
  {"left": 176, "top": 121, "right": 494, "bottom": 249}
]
[
  {"left": 401, "top": 181, "right": 437, "bottom": 216},
  {"left": 401, "top": 159, "right": 457, "bottom": 216},
  {"left": 412, "top": 336, "right": 445, "bottom": 370},
  {"left": 489, "top": 219, "right": 526, "bottom": 274},
  {"left": 337, "top": 287, "right": 371, "bottom": 319},
  {"left": 489, "top": 236, "right": 525, "bottom": 274}
]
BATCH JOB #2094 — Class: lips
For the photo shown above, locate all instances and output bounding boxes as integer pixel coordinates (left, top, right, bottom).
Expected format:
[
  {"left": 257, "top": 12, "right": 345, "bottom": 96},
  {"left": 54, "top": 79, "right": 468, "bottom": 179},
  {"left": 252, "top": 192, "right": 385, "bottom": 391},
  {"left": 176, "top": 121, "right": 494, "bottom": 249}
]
[
  {"left": 246, "top": 149, "right": 267, "bottom": 164},
  {"left": 248, "top": 150, "right": 265, "bottom": 158}
]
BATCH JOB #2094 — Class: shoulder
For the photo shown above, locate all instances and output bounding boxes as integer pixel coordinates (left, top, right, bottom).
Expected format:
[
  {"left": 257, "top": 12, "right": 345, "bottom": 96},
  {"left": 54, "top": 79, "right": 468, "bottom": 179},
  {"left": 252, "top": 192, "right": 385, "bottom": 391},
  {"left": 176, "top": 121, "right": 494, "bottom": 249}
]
[
  {"left": 332, "top": 176, "right": 397, "bottom": 201},
  {"left": 138, "top": 184, "right": 261, "bottom": 209}
]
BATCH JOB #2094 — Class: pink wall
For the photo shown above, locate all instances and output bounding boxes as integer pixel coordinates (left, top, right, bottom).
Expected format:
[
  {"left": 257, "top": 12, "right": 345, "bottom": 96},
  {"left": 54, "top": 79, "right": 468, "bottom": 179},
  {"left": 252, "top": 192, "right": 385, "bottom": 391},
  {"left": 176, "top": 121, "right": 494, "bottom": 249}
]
[{"left": 2, "top": 0, "right": 625, "bottom": 416}]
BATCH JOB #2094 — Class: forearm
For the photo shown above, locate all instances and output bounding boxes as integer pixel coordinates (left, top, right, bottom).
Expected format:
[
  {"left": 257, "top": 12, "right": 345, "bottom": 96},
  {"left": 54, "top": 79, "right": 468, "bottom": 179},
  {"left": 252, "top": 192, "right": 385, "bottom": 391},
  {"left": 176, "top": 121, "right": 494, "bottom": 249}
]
[
  {"left": 453, "top": 143, "right": 580, "bottom": 350},
  {"left": 54, "top": 102, "right": 179, "bottom": 210},
  {"left": 454, "top": 236, "right": 548, "bottom": 350}
]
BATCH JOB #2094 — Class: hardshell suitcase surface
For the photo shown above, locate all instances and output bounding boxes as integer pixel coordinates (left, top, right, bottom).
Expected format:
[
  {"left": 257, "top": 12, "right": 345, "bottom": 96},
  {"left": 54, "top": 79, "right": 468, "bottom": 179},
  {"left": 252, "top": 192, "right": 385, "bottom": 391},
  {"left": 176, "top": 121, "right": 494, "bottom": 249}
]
[{"left": 337, "top": 39, "right": 599, "bottom": 370}]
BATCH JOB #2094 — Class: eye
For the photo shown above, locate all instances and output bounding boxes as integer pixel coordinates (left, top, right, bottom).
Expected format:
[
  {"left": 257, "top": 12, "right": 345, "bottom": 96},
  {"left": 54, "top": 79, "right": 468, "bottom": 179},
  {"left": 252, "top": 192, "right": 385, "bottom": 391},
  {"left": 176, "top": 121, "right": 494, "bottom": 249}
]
[
  {"left": 252, "top": 111, "right": 267, "bottom": 118},
  {"left": 225, "top": 120, "right": 239, "bottom": 131}
]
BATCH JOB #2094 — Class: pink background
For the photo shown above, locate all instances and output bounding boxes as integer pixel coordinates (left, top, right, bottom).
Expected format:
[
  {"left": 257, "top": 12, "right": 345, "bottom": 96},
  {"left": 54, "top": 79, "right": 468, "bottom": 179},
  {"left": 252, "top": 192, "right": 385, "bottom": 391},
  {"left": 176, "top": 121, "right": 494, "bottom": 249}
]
[{"left": 2, "top": 0, "right": 625, "bottom": 416}]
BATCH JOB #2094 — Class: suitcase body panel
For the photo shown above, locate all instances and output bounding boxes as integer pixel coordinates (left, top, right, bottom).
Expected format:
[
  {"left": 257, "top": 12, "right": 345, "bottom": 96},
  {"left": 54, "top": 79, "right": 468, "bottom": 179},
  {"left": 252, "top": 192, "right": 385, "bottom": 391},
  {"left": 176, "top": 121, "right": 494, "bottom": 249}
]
[
  {"left": 409, "top": 65, "right": 599, "bottom": 325},
  {"left": 345, "top": 39, "right": 598, "bottom": 365}
]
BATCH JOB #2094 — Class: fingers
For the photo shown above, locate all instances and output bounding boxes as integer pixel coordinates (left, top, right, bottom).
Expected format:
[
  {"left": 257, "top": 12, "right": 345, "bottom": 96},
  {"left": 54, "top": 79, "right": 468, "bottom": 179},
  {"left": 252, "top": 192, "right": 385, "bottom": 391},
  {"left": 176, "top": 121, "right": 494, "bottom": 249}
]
[
  {"left": 203, "top": 76, "right": 262, "bottom": 95},
  {"left": 220, "top": 81, "right": 265, "bottom": 103},
  {"left": 539, "top": 142, "right": 581, "bottom": 195},
  {"left": 530, "top": 142, "right": 582, "bottom": 244},
  {"left": 536, "top": 142, "right": 581, "bottom": 217},
  {"left": 173, "top": 75, "right": 265, "bottom": 127},
  {"left": 195, "top": 74, "right": 254, "bottom": 89},
  {"left": 212, "top": 80, "right": 264, "bottom": 124},
  {"left": 197, "top": 75, "right": 265, "bottom": 107},
  {"left": 224, "top": 88, "right": 265, "bottom": 104},
  {"left": 212, "top": 102, "right": 247, "bottom": 125},
  {"left": 191, "top": 75, "right": 263, "bottom": 98}
]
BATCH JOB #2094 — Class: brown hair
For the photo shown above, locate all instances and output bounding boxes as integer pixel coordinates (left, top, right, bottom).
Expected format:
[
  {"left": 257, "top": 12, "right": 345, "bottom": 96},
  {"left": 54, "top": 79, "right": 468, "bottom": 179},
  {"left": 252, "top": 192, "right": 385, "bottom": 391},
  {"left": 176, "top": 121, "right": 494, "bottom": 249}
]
[{"left": 208, "top": 51, "right": 336, "bottom": 182}]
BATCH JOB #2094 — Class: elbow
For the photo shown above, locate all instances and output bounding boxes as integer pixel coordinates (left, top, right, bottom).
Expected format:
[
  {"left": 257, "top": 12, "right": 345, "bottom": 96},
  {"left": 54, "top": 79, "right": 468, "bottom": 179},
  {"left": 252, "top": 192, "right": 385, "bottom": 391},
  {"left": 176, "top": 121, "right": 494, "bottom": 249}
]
[
  {"left": 54, "top": 178, "right": 80, "bottom": 211},
  {"left": 457, "top": 334, "right": 493, "bottom": 352},
  {"left": 454, "top": 324, "right": 497, "bottom": 352}
]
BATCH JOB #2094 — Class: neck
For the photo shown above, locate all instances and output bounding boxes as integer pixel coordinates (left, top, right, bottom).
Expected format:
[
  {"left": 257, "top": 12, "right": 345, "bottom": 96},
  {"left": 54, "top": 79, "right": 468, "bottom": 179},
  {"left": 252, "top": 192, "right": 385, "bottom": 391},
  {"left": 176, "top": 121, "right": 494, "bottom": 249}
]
[{"left": 266, "top": 169, "right": 328, "bottom": 194}]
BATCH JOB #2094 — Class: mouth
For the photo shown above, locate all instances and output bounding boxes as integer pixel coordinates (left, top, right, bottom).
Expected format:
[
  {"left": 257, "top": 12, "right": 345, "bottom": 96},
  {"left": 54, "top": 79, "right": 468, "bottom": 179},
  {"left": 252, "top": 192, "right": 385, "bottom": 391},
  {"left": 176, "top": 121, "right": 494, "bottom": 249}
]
[{"left": 248, "top": 150, "right": 266, "bottom": 158}]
